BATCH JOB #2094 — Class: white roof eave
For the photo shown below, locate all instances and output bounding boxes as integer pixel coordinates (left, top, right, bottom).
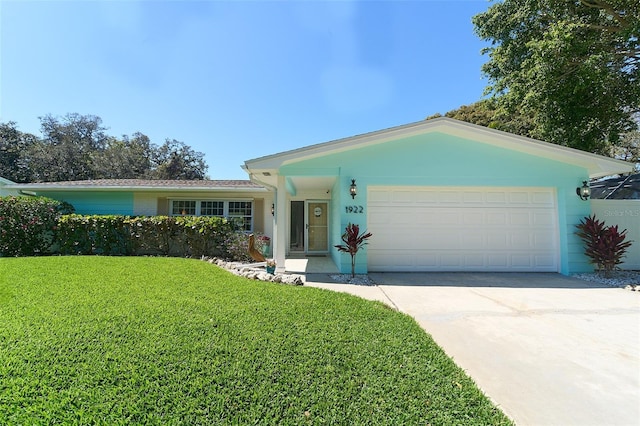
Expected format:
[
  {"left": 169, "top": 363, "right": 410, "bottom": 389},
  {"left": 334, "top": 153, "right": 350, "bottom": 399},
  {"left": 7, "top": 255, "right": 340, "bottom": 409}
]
[{"left": 6, "top": 184, "right": 268, "bottom": 193}]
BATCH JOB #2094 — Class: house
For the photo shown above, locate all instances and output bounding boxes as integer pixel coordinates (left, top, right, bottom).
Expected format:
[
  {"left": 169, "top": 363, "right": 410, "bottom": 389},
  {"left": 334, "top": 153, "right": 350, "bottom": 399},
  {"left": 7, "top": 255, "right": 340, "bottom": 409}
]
[
  {"left": 2, "top": 118, "right": 635, "bottom": 274},
  {"left": 242, "top": 117, "right": 634, "bottom": 275},
  {"left": 2, "top": 179, "right": 274, "bottom": 237}
]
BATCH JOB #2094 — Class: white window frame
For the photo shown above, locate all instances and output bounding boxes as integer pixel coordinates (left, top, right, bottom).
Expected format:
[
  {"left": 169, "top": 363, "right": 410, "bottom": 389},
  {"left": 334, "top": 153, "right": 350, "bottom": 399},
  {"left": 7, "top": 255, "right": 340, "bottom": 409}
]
[{"left": 169, "top": 198, "right": 254, "bottom": 232}]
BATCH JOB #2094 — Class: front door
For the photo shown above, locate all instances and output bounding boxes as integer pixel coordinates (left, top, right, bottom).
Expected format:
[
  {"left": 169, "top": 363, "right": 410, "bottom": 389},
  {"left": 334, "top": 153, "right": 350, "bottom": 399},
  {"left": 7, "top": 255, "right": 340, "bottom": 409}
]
[{"left": 306, "top": 201, "right": 329, "bottom": 253}]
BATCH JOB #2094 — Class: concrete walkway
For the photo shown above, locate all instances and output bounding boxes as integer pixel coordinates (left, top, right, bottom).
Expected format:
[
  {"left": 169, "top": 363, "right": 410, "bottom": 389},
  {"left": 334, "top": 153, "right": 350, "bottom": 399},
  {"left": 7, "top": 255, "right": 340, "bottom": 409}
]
[{"left": 304, "top": 272, "right": 640, "bottom": 426}]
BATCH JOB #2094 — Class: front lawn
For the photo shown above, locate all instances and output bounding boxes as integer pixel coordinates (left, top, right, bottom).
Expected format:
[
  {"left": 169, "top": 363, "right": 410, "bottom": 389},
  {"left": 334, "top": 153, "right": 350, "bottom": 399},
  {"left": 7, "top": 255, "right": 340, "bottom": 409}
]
[{"left": 0, "top": 256, "right": 511, "bottom": 424}]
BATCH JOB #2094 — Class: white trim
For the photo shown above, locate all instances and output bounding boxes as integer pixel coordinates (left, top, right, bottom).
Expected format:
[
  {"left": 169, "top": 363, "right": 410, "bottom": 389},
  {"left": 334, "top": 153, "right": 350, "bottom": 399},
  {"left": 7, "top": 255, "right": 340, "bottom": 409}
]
[
  {"left": 167, "top": 197, "right": 253, "bottom": 201},
  {"left": 168, "top": 198, "right": 254, "bottom": 231}
]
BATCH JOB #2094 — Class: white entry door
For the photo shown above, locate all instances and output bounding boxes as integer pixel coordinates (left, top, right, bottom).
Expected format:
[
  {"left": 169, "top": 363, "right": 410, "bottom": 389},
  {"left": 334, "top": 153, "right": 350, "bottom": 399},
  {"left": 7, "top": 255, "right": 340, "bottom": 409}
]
[{"left": 367, "top": 187, "right": 559, "bottom": 272}]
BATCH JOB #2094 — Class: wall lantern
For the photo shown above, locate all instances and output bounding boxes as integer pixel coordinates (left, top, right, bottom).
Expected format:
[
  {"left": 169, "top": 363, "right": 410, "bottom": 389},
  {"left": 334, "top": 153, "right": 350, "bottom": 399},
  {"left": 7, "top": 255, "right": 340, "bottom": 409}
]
[
  {"left": 350, "top": 179, "right": 357, "bottom": 199},
  {"left": 271, "top": 203, "right": 275, "bottom": 216},
  {"left": 576, "top": 181, "right": 591, "bottom": 201}
]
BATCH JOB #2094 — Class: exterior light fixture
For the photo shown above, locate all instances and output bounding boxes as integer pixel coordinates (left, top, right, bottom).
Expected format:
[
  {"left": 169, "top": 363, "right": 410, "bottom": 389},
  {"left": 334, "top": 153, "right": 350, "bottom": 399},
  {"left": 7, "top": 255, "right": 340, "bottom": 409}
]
[
  {"left": 350, "top": 179, "right": 357, "bottom": 199},
  {"left": 271, "top": 203, "right": 274, "bottom": 216},
  {"left": 576, "top": 181, "right": 591, "bottom": 201}
]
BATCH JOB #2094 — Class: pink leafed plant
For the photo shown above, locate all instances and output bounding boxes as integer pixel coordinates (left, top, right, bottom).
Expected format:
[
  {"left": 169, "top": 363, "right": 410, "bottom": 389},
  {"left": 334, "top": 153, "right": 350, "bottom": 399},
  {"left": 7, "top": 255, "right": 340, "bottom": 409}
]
[{"left": 335, "top": 223, "right": 373, "bottom": 278}]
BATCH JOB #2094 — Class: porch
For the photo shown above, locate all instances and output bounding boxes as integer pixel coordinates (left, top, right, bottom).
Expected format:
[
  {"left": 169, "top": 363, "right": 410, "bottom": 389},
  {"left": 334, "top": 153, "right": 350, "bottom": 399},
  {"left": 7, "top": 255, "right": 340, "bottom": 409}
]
[{"left": 284, "top": 254, "right": 339, "bottom": 274}]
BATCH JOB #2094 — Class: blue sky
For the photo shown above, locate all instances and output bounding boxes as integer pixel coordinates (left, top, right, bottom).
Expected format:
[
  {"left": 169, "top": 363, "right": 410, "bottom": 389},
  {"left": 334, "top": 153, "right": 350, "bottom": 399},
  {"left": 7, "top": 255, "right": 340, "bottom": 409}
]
[{"left": 1, "top": 0, "right": 491, "bottom": 179}]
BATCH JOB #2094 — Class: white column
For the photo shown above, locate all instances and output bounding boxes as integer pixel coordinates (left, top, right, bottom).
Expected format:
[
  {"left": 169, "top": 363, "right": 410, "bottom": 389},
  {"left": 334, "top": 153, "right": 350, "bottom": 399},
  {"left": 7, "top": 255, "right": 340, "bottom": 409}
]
[{"left": 275, "top": 174, "right": 287, "bottom": 273}]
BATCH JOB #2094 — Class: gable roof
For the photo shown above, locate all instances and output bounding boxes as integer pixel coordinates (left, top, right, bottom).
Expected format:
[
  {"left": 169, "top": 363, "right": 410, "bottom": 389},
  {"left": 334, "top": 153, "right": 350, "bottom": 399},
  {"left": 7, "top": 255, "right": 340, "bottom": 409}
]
[
  {"left": 6, "top": 179, "right": 265, "bottom": 193},
  {"left": 244, "top": 117, "right": 634, "bottom": 186}
]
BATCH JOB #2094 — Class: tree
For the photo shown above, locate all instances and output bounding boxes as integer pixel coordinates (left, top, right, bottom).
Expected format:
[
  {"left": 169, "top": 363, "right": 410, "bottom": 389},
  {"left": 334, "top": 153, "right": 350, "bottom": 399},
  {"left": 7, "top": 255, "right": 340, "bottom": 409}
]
[
  {"left": 93, "top": 132, "right": 153, "bottom": 179},
  {"left": 609, "top": 116, "right": 640, "bottom": 169},
  {"left": 429, "top": 99, "right": 536, "bottom": 137},
  {"left": 1, "top": 114, "right": 209, "bottom": 182},
  {"left": 150, "top": 139, "right": 208, "bottom": 180},
  {"left": 28, "top": 113, "right": 109, "bottom": 182},
  {"left": 473, "top": 0, "right": 640, "bottom": 154},
  {"left": 0, "top": 121, "right": 37, "bottom": 183}
]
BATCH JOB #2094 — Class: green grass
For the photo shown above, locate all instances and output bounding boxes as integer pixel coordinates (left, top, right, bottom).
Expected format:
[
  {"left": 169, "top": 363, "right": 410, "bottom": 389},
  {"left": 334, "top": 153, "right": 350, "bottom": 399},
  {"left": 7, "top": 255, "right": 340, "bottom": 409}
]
[{"left": 0, "top": 256, "right": 512, "bottom": 425}]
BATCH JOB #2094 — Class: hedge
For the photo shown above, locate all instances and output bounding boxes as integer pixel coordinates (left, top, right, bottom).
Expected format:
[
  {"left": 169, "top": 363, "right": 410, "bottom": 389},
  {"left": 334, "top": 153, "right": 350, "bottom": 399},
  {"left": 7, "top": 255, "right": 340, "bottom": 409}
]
[
  {"left": 1, "top": 196, "right": 262, "bottom": 260},
  {"left": 0, "top": 196, "right": 73, "bottom": 256},
  {"left": 55, "top": 215, "right": 241, "bottom": 258}
]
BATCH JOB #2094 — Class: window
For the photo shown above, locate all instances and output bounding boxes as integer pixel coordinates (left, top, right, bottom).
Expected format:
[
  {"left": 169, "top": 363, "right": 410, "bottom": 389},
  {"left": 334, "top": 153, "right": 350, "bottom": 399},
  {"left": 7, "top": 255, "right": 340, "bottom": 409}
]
[
  {"left": 169, "top": 199, "right": 253, "bottom": 231},
  {"left": 201, "top": 201, "right": 224, "bottom": 216},
  {"left": 228, "top": 201, "right": 252, "bottom": 232},
  {"left": 172, "top": 200, "right": 196, "bottom": 216}
]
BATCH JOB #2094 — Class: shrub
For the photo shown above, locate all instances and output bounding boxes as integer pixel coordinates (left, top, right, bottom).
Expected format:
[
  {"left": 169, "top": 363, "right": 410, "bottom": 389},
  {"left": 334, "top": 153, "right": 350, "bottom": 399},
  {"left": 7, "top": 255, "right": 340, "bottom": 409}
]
[
  {"left": 221, "top": 231, "right": 267, "bottom": 262},
  {"left": 55, "top": 214, "right": 239, "bottom": 258},
  {"left": 1, "top": 200, "right": 259, "bottom": 260},
  {"left": 128, "top": 216, "right": 185, "bottom": 256},
  {"left": 575, "top": 214, "right": 633, "bottom": 274},
  {"left": 335, "top": 223, "right": 372, "bottom": 278},
  {"left": 173, "top": 215, "right": 234, "bottom": 258},
  {"left": 0, "top": 196, "right": 73, "bottom": 257},
  {"left": 57, "top": 215, "right": 134, "bottom": 255}
]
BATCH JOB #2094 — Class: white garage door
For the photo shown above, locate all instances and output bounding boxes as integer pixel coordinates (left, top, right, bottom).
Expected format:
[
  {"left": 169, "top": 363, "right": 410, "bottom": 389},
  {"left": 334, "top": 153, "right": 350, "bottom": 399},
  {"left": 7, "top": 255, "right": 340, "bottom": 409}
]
[{"left": 367, "top": 187, "right": 559, "bottom": 272}]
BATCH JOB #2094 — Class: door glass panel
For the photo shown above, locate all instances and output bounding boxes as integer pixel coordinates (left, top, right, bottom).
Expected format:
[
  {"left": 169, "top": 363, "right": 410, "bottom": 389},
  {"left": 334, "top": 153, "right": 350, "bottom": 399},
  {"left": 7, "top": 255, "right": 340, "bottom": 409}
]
[
  {"left": 290, "top": 201, "right": 304, "bottom": 251},
  {"left": 307, "top": 202, "right": 328, "bottom": 252}
]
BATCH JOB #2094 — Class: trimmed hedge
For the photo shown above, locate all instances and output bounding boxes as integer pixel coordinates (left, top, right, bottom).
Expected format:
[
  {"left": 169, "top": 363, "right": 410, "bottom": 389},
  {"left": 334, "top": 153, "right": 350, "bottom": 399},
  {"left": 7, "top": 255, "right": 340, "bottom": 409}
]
[
  {"left": 1, "top": 195, "right": 260, "bottom": 260},
  {"left": 56, "top": 215, "right": 238, "bottom": 258}
]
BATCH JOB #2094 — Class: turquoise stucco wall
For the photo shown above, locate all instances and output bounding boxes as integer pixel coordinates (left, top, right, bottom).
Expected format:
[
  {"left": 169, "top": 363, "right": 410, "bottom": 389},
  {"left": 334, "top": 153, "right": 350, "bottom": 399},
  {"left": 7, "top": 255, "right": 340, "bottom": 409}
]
[
  {"left": 329, "top": 179, "right": 344, "bottom": 270},
  {"left": 281, "top": 132, "right": 593, "bottom": 275},
  {"left": 36, "top": 191, "right": 134, "bottom": 215}
]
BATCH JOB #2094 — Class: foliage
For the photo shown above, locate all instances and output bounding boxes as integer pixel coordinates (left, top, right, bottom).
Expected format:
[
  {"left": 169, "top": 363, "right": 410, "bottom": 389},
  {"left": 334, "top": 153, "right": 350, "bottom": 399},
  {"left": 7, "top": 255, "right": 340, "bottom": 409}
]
[
  {"left": 172, "top": 215, "right": 234, "bottom": 257},
  {"left": 55, "top": 215, "right": 235, "bottom": 258},
  {"left": 0, "top": 196, "right": 73, "bottom": 257},
  {"left": 335, "top": 223, "right": 373, "bottom": 278},
  {"left": 27, "top": 113, "right": 109, "bottom": 182},
  {"left": 0, "top": 122, "right": 38, "bottom": 183},
  {"left": 575, "top": 214, "right": 633, "bottom": 274},
  {"left": 473, "top": 0, "right": 640, "bottom": 154},
  {"left": 609, "top": 128, "right": 640, "bottom": 171},
  {"left": 129, "top": 215, "right": 185, "bottom": 256},
  {"left": 428, "top": 99, "right": 536, "bottom": 138},
  {"left": 56, "top": 215, "right": 136, "bottom": 256},
  {"left": 0, "top": 206, "right": 249, "bottom": 259},
  {"left": 221, "top": 231, "right": 267, "bottom": 262},
  {"left": 0, "top": 256, "right": 513, "bottom": 425},
  {"left": 0, "top": 113, "right": 209, "bottom": 182},
  {"left": 149, "top": 138, "right": 208, "bottom": 180},
  {"left": 93, "top": 132, "right": 154, "bottom": 179}
]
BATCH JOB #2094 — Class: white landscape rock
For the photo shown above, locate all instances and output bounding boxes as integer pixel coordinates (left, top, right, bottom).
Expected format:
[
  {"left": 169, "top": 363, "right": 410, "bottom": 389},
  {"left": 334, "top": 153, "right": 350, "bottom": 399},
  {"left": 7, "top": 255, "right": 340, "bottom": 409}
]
[
  {"left": 205, "top": 257, "right": 304, "bottom": 285},
  {"left": 572, "top": 270, "right": 640, "bottom": 291}
]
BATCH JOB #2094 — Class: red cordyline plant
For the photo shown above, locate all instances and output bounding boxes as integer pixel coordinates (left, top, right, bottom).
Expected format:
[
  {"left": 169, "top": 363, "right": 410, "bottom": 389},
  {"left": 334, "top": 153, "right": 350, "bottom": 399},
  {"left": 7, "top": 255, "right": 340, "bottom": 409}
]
[
  {"left": 575, "top": 214, "right": 633, "bottom": 276},
  {"left": 334, "top": 223, "right": 373, "bottom": 278}
]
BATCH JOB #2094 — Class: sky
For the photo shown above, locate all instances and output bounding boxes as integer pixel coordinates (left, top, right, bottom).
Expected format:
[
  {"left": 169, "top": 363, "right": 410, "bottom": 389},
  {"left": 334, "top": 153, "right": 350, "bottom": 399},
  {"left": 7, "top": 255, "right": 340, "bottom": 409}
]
[{"left": 1, "top": 0, "right": 492, "bottom": 180}]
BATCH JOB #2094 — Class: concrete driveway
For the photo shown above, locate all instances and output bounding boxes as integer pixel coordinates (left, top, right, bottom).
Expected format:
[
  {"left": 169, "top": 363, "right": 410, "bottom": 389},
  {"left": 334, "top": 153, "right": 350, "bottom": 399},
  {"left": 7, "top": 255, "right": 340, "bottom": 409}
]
[{"left": 304, "top": 273, "right": 640, "bottom": 426}]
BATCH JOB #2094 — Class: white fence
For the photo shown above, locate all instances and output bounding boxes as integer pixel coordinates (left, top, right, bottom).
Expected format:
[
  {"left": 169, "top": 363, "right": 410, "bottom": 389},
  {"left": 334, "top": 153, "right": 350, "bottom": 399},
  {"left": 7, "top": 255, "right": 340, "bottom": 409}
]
[{"left": 591, "top": 200, "right": 640, "bottom": 270}]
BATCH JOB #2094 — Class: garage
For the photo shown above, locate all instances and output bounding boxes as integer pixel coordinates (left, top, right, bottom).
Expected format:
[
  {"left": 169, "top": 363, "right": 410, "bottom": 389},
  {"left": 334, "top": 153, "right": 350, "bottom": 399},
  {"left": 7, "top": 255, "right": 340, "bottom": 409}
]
[{"left": 367, "top": 186, "right": 559, "bottom": 272}]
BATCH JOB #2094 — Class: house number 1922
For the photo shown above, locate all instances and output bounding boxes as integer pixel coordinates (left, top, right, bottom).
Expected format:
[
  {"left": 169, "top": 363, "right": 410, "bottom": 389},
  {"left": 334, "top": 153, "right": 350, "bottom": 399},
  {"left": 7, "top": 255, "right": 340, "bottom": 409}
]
[{"left": 345, "top": 205, "right": 364, "bottom": 214}]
